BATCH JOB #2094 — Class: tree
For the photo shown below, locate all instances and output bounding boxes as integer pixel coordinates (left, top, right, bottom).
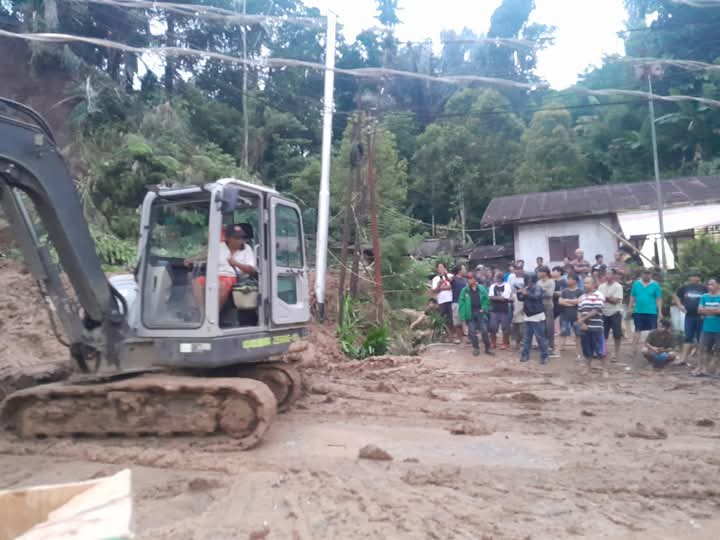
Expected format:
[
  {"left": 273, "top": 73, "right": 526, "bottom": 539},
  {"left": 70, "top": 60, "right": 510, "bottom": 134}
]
[
  {"left": 376, "top": 0, "right": 401, "bottom": 27},
  {"left": 411, "top": 89, "right": 525, "bottom": 233},
  {"left": 516, "top": 109, "right": 587, "bottom": 192}
]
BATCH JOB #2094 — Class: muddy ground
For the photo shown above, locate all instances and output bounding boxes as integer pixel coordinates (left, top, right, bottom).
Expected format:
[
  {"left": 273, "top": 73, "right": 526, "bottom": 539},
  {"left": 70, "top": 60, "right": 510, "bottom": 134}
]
[
  {"left": 1, "top": 337, "right": 719, "bottom": 539},
  {"left": 0, "top": 261, "right": 719, "bottom": 538}
]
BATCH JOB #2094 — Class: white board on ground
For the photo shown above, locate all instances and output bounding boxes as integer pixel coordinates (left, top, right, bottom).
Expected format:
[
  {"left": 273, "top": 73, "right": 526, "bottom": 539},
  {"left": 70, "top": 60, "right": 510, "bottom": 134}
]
[{"left": 0, "top": 469, "right": 133, "bottom": 540}]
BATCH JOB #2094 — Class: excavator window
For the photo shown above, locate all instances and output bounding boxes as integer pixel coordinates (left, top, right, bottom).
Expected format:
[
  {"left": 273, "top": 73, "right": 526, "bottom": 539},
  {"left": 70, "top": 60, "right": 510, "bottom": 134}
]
[
  {"left": 275, "top": 205, "right": 303, "bottom": 305},
  {"left": 218, "top": 193, "right": 261, "bottom": 328},
  {"left": 142, "top": 198, "right": 210, "bottom": 329}
]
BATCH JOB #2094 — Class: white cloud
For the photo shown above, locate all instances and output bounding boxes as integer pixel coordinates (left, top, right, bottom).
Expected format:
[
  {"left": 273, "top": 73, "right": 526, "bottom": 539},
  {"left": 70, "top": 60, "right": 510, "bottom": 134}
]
[
  {"left": 530, "top": 0, "right": 626, "bottom": 88},
  {"left": 308, "top": 0, "right": 627, "bottom": 89}
]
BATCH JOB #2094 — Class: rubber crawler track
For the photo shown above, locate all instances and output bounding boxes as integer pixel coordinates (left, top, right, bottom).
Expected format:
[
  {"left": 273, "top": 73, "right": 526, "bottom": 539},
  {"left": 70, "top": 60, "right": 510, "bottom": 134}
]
[
  {"left": 0, "top": 374, "right": 277, "bottom": 449},
  {"left": 239, "top": 362, "right": 303, "bottom": 413}
]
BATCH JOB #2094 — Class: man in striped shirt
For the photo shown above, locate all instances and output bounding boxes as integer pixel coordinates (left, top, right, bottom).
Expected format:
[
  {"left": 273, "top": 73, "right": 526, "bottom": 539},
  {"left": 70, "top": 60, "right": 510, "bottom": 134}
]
[{"left": 578, "top": 277, "right": 607, "bottom": 376}]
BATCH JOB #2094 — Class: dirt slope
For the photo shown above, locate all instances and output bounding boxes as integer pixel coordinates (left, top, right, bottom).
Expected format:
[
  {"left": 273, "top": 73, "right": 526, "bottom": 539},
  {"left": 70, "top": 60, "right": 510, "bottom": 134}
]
[
  {"left": 0, "top": 37, "right": 77, "bottom": 146},
  {"left": 0, "top": 260, "right": 70, "bottom": 398}
]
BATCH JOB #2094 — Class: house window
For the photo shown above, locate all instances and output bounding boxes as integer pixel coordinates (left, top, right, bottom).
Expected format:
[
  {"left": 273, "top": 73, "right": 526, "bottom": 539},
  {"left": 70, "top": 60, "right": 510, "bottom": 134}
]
[{"left": 548, "top": 235, "right": 579, "bottom": 261}]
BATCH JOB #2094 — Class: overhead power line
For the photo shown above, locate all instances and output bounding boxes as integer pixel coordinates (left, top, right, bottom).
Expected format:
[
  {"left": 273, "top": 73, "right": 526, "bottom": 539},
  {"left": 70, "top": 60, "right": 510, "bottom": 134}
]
[
  {"left": 3, "top": 29, "right": 720, "bottom": 109},
  {"left": 616, "top": 56, "right": 720, "bottom": 73},
  {"left": 567, "top": 86, "right": 720, "bottom": 108},
  {"left": 78, "top": 0, "right": 327, "bottom": 28},
  {"left": 441, "top": 37, "right": 552, "bottom": 50},
  {"left": 0, "top": 29, "right": 548, "bottom": 91},
  {"left": 669, "top": 0, "right": 720, "bottom": 7}
]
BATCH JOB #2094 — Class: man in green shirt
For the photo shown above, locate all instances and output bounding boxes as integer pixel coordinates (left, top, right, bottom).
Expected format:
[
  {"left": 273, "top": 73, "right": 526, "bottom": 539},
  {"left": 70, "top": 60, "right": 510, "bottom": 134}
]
[
  {"left": 459, "top": 274, "right": 494, "bottom": 357},
  {"left": 694, "top": 278, "right": 720, "bottom": 377},
  {"left": 628, "top": 269, "right": 663, "bottom": 349}
]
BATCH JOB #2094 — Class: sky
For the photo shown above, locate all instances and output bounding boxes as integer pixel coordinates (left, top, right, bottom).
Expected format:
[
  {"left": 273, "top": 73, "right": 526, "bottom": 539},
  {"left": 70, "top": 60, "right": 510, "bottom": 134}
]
[{"left": 307, "top": 0, "right": 628, "bottom": 89}]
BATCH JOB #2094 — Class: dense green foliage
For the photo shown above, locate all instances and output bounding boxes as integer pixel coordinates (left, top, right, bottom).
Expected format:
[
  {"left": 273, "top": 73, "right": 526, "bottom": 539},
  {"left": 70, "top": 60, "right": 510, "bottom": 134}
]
[
  {"left": 337, "top": 296, "right": 391, "bottom": 359},
  {"left": 679, "top": 236, "right": 720, "bottom": 279},
  {"left": 1, "top": 0, "right": 719, "bottom": 279}
]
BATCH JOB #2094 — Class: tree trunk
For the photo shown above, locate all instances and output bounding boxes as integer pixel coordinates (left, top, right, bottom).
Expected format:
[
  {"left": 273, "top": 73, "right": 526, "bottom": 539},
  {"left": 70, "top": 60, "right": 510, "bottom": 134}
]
[
  {"left": 123, "top": 53, "right": 136, "bottom": 93},
  {"left": 350, "top": 157, "right": 369, "bottom": 298},
  {"left": 164, "top": 14, "right": 176, "bottom": 94},
  {"left": 338, "top": 115, "right": 362, "bottom": 321},
  {"left": 43, "top": 0, "right": 59, "bottom": 30}
]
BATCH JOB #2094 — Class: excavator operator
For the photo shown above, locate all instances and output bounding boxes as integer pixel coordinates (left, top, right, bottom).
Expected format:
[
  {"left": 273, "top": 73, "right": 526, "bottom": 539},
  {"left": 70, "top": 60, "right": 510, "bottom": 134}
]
[{"left": 186, "top": 223, "right": 257, "bottom": 313}]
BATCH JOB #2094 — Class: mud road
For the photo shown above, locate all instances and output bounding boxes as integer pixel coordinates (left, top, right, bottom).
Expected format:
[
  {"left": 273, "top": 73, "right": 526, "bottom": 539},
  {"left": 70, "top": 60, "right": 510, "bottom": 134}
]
[{"left": 1, "top": 340, "right": 719, "bottom": 539}]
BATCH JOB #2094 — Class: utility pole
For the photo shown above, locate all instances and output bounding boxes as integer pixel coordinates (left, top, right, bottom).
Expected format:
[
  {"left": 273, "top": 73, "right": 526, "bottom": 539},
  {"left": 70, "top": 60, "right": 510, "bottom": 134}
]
[
  {"left": 241, "top": 0, "right": 249, "bottom": 169},
  {"left": 647, "top": 74, "right": 668, "bottom": 273},
  {"left": 366, "top": 121, "right": 384, "bottom": 324},
  {"left": 314, "top": 11, "right": 337, "bottom": 321}
]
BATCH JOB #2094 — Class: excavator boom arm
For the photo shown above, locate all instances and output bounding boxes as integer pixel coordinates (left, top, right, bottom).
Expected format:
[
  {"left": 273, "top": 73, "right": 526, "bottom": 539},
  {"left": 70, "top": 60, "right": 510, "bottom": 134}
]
[{"left": 0, "top": 98, "right": 125, "bottom": 365}]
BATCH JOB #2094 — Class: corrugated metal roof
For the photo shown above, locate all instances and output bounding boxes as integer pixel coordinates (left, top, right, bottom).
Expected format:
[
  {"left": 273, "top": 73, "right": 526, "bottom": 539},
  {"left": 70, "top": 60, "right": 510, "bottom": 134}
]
[{"left": 481, "top": 176, "right": 720, "bottom": 226}]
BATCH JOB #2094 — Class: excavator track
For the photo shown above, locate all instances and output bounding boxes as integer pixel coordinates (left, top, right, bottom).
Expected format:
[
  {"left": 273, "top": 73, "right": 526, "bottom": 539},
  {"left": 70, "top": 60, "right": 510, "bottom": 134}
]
[
  {"left": 238, "top": 362, "right": 303, "bottom": 413},
  {"left": 0, "top": 374, "right": 277, "bottom": 449}
]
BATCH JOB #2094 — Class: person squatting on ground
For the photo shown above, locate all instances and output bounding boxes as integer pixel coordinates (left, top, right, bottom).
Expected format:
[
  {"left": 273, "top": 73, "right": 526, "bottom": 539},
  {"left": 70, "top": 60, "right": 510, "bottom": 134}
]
[
  {"left": 410, "top": 299, "right": 438, "bottom": 331},
  {"left": 559, "top": 274, "right": 583, "bottom": 361},
  {"left": 488, "top": 272, "right": 513, "bottom": 350},
  {"left": 458, "top": 274, "right": 494, "bottom": 357},
  {"left": 672, "top": 272, "right": 707, "bottom": 367},
  {"left": 517, "top": 274, "right": 550, "bottom": 364},
  {"left": 598, "top": 269, "right": 624, "bottom": 362},
  {"left": 628, "top": 268, "right": 663, "bottom": 350},
  {"left": 695, "top": 278, "right": 720, "bottom": 377},
  {"left": 577, "top": 277, "right": 607, "bottom": 376},
  {"left": 642, "top": 319, "right": 677, "bottom": 369},
  {"left": 431, "top": 263, "right": 454, "bottom": 339},
  {"left": 450, "top": 265, "right": 468, "bottom": 344}
]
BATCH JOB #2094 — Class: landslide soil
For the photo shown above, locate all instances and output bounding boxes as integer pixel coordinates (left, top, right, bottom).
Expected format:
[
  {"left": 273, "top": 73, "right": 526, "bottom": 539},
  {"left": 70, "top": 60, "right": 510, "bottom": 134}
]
[
  {"left": 0, "top": 260, "right": 70, "bottom": 398},
  {"left": 0, "top": 263, "right": 719, "bottom": 538}
]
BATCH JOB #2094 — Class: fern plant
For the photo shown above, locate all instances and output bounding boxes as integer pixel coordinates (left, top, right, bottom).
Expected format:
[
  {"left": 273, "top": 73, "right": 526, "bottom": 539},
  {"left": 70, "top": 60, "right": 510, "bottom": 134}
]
[{"left": 337, "top": 296, "right": 391, "bottom": 359}]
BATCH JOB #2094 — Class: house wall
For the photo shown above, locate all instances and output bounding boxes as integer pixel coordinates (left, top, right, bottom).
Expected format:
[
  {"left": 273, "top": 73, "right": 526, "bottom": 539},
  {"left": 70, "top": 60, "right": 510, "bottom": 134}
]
[{"left": 514, "top": 216, "right": 618, "bottom": 266}]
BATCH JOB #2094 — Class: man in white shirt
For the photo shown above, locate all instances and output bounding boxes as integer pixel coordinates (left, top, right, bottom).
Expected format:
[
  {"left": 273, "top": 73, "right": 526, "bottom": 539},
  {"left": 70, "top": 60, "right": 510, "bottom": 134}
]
[
  {"left": 188, "top": 223, "right": 257, "bottom": 312},
  {"left": 431, "top": 263, "right": 454, "bottom": 335},
  {"left": 598, "top": 269, "right": 624, "bottom": 361}
]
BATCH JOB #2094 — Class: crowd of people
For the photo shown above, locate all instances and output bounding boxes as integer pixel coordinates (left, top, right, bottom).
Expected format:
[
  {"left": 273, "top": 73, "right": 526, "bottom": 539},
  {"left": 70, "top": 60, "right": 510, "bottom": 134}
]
[{"left": 425, "top": 249, "right": 720, "bottom": 377}]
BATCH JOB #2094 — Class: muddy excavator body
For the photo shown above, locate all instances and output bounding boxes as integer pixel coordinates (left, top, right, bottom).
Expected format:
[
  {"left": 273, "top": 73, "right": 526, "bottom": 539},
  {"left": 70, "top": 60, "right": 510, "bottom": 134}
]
[{"left": 0, "top": 98, "right": 309, "bottom": 447}]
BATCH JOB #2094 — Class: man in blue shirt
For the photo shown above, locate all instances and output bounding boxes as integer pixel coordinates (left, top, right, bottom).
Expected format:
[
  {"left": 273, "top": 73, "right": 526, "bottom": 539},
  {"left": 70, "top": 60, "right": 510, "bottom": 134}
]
[{"left": 694, "top": 278, "right": 720, "bottom": 377}]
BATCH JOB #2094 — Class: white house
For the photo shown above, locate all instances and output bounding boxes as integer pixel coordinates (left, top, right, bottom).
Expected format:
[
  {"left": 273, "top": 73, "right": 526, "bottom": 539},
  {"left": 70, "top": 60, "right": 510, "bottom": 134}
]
[{"left": 481, "top": 176, "right": 720, "bottom": 268}]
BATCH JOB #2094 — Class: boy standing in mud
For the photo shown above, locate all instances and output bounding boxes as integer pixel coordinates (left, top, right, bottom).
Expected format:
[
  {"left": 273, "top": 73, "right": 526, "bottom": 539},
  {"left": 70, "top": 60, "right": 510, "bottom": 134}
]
[{"left": 577, "top": 277, "right": 607, "bottom": 376}]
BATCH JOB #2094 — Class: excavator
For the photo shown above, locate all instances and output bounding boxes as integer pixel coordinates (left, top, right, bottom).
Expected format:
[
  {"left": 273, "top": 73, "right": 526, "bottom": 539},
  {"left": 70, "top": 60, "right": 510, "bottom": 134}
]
[{"left": 0, "top": 98, "right": 310, "bottom": 448}]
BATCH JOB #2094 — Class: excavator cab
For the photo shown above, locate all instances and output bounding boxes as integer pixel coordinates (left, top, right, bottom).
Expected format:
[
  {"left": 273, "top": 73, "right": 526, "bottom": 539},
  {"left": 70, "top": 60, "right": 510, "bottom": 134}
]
[
  {"left": 0, "top": 99, "right": 309, "bottom": 447},
  {"left": 127, "top": 179, "right": 311, "bottom": 346}
]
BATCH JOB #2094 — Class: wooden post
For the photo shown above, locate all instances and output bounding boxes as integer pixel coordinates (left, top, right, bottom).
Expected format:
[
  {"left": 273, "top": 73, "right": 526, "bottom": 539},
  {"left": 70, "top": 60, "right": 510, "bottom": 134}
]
[
  {"left": 367, "top": 123, "right": 384, "bottom": 323},
  {"left": 598, "top": 222, "right": 656, "bottom": 266}
]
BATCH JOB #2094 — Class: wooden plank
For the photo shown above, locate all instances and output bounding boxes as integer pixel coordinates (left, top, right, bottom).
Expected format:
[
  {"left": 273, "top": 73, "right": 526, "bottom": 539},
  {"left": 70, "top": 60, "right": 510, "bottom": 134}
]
[{"left": 0, "top": 469, "right": 132, "bottom": 540}]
